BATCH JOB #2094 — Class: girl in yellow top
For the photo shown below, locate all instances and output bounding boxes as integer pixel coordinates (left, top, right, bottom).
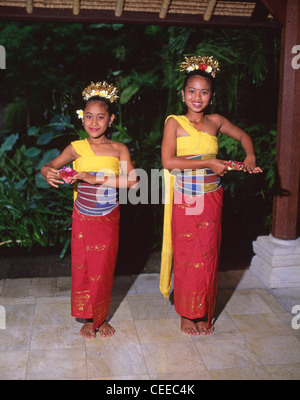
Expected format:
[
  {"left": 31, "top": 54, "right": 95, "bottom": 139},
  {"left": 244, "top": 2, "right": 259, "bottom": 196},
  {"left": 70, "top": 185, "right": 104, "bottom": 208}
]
[
  {"left": 160, "top": 56, "right": 262, "bottom": 336},
  {"left": 41, "top": 81, "right": 137, "bottom": 339}
]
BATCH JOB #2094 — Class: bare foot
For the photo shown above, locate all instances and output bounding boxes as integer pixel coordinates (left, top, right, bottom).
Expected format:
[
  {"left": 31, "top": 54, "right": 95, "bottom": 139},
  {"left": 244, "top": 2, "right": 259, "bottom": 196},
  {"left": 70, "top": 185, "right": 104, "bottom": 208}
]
[
  {"left": 79, "top": 322, "right": 96, "bottom": 339},
  {"left": 98, "top": 320, "right": 115, "bottom": 338},
  {"left": 195, "top": 320, "right": 214, "bottom": 336},
  {"left": 181, "top": 317, "right": 200, "bottom": 336}
]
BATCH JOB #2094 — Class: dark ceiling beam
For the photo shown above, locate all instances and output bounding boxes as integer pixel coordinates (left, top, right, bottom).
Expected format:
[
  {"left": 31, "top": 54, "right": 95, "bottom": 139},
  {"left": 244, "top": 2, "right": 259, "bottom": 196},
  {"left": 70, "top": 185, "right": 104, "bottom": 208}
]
[
  {"left": 251, "top": 0, "right": 270, "bottom": 23},
  {"left": 0, "top": 6, "right": 281, "bottom": 29},
  {"left": 260, "top": 0, "right": 287, "bottom": 26}
]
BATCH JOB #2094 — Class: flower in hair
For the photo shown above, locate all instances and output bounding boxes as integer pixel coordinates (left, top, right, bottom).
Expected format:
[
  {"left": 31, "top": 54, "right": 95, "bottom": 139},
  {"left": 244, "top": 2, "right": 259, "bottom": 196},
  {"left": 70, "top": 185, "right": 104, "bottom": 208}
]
[
  {"left": 180, "top": 56, "right": 220, "bottom": 78},
  {"left": 76, "top": 109, "right": 84, "bottom": 119}
]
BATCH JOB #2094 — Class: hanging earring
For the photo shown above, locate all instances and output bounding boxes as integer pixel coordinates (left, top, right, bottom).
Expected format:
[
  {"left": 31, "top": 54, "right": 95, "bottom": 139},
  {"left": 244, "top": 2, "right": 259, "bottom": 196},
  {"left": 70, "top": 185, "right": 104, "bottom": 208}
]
[{"left": 182, "top": 98, "right": 185, "bottom": 103}]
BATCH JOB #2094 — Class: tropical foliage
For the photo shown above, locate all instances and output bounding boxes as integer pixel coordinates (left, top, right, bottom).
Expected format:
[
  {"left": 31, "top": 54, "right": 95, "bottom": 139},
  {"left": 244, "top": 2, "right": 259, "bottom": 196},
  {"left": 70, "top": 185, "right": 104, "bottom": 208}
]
[{"left": 0, "top": 21, "right": 280, "bottom": 260}]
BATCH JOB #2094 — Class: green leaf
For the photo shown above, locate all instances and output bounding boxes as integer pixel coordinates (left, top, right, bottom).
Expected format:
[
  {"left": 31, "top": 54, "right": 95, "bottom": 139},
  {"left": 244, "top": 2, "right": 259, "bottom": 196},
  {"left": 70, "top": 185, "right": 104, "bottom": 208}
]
[
  {"left": 24, "top": 147, "right": 42, "bottom": 159},
  {"left": 120, "top": 83, "right": 140, "bottom": 104},
  {"left": 28, "top": 126, "right": 38, "bottom": 136},
  {"left": 37, "top": 132, "right": 54, "bottom": 145},
  {"left": 0, "top": 133, "right": 19, "bottom": 156}
]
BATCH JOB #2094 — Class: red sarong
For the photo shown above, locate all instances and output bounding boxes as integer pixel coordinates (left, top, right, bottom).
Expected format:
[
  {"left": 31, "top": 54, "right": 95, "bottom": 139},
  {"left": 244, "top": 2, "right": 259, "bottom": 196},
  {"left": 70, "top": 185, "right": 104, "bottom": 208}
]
[
  {"left": 172, "top": 187, "right": 223, "bottom": 326},
  {"left": 71, "top": 206, "right": 120, "bottom": 330}
]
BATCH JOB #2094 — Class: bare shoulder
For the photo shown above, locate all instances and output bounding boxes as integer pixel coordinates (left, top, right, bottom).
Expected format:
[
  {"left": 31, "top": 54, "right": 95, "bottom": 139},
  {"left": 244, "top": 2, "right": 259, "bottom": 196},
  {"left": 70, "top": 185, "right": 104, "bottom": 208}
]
[
  {"left": 205, "top": 113, "right": 225, "bottom": 135},
  {"left": 207, "top": 113, "right": 225, "bottom": 125},
  {"left": 111, "top": 140, "right": 129, "bottom": 152},
  {"left": 110, "top": 140, "right": 131, "bottom": 158}
]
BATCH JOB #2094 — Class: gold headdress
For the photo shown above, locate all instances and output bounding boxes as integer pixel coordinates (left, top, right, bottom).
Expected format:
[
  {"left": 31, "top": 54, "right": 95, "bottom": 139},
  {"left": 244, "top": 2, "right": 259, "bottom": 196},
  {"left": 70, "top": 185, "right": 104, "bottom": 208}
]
[
  {"left": 82, "top": 81, "right": 119, "bottom": 103},
  {"left": 180, "top": 56, "right": 220, "bottom": 78},
  {"left": 76, "top": 81, "right": 119, "bottom": 119}
]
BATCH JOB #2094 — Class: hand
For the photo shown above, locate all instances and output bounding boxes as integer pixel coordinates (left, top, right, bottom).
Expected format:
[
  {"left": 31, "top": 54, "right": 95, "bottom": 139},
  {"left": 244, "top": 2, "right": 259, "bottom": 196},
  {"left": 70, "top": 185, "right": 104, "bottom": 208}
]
[
  {"left": 208, "top": 159, "right": 229, "bottom": 177},
  {"left": 243, "top": 155, "right": 263, "bottom": 174},
  {"left": 41, "top": 167, "right": 64, "bottom": 188},
  {"left": 72, "top": 172, "right": 97, "bottom": 185}
]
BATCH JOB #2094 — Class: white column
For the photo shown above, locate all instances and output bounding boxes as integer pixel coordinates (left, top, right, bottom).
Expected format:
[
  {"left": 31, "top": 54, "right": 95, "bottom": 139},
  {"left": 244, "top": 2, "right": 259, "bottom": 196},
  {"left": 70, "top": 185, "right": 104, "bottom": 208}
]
[{"left": 250, "top": 235, "right": 300, "bottom": 288}]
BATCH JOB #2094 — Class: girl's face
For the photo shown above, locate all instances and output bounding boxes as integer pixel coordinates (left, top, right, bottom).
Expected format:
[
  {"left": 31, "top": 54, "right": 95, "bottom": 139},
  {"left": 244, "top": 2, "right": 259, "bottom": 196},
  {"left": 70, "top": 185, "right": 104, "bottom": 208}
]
[
  {"left": 182, "top": 76, "right": 213, "bottom": 113},
  {"left": 83, "top": 100, "right": 114, "bottom": 139}
]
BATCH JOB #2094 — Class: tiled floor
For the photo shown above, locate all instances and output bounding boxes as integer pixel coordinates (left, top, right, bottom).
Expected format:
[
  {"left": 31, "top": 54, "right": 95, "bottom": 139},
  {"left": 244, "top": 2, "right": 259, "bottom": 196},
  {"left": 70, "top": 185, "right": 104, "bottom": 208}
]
[{"left": 0, "top": 270, "right": 300, "bottom": 380}]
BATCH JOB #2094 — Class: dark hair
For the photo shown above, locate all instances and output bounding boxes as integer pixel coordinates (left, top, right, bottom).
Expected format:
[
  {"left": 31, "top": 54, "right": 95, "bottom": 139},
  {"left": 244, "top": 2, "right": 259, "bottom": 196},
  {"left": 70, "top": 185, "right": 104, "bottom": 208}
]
[
  {"left": 85, "top": 95, "right": 115, "bottom": 116},
  {"left": 183, "top": 70, "right": 215, "bottom": 94},
  {"left": 84, "top": 95, "right": 116, "bottom": 138}
]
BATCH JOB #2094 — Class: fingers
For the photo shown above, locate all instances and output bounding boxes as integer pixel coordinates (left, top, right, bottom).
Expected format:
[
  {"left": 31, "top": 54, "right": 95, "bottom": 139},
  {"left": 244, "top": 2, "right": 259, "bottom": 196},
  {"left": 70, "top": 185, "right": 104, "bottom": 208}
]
[{"left": 243, "top": 166, "right": 263, "bottom": 174}]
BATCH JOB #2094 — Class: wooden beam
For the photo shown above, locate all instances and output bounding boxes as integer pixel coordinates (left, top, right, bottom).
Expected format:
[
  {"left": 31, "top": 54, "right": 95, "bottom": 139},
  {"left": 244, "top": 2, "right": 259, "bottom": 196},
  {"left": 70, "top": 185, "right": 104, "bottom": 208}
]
[
  {"left": 260, "top": 0, "right": 287, "bottom": 26},
  {"left": 0, "top": 7, "right": 281, "bottom": 29},
  {"left": 115, "top": 0, "right": 125, "bottom": 17},
  {"left": 73, "top": 0, "right": 80, "bottom": 16},
  {"left": 203, "top": 0, "right": 218, "bottom": 22},
  {"left": 272, "top": 0, "right": 300, "bottom": 239},
  {"left": 159, "top": 0, "right": 171, "bottom": 19},
  {"left": 26, "top": 0, "right": 33, "bottom": 14}
]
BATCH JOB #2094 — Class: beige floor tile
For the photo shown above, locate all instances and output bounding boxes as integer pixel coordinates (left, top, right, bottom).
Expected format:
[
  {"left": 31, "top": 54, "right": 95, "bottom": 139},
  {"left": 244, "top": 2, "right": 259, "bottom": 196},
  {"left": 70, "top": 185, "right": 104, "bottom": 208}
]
[
  {"left": 209, "top": 366, "right": 271, "bottom": 380},
  {"left": 5, "top": 303, "right": 36, "bottom": 327},
  {"left": 192, "top": 314, "right": 242, "bottom": 342},
  {"left": 132, "top": 274, "right": 161, "bottom": 294},
  {"left": 108, "top": 297, "right": 133, "bottom": 322},
  {"left": 86, "top": 344, "right": 148, "bottom": 379},
  {"left": 30, "top": 278, "right": 57, "bottom": 297},
  {"left": 26, "top": 348, "right": 87, "bottom": 380},
  {"left": 33, "top": 296, "right": 74, "bottom": 325},
  {"left": 135, "top": 319, "right": 192, "bottom": 344},
  {"left": 128, "top": 295, "right": 177, "bottom": 321},
  {"left": 224, "top": 292, "right": 273, "bottom": 315},
  {"left": 246, "top": 335, "right": 300, "bottom": 365},
  {"left": 265, "top": 363, "right": 300, "bottom": 380},
  {"left": 231, "top": 313, "right": 293, "bottom": 337},
  {"left": 141, "top": 342, "right": 206, "bottom": 375},
  {"left": 30, "top": 323, "right": 85, "bottom": 350},
  {"left": 194, "top": 335, "right": 262, "bottom": 371},
  {"left": 2, "top": 279, "right": 32, "bottom": 298},
  {"left": 0, "top": 326, "right": 32, "bottom": 351},
  {"left": 0, "top": 351, "right": 28, "bottom": 380}
]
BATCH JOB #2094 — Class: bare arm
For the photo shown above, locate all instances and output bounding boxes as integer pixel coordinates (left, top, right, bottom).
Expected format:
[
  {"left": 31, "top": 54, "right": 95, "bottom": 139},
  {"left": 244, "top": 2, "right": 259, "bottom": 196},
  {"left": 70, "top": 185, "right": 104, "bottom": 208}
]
[
  {"left": 40, "top": 144, "right": 77, "bottom": 188},
  {"left": 218, "top": 115, "right": 262, "bottom": 173}
]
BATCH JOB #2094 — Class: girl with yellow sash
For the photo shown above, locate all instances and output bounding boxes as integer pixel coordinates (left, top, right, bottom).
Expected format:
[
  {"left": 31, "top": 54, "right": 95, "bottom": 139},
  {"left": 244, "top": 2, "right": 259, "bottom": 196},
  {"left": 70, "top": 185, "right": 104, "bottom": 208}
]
[
  {"left": 160, "top": 56, "right": 262, "bottom": 336},
  {"left": 41, "top": 81, "right": 137, "bottom": 339}
]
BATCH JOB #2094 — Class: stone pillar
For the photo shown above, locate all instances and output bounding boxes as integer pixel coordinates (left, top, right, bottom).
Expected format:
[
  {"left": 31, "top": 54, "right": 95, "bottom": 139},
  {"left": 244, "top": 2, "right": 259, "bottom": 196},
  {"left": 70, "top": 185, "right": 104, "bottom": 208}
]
[
  {"left": 250, "top": 235, "right": 300, "bottom": 288},
  {"left": 250, "top": 0, "right": 300, "bottom": 288}
]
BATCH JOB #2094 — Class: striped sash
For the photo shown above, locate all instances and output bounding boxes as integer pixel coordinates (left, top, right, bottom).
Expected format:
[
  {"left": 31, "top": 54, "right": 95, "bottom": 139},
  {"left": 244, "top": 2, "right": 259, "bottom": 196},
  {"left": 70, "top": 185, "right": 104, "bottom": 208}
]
[
  {"left": 74, "top": 172, "right": 118, "bottom": 217},
  {"left": 174, "top": 154, "right": 221, "bottom": 196}
]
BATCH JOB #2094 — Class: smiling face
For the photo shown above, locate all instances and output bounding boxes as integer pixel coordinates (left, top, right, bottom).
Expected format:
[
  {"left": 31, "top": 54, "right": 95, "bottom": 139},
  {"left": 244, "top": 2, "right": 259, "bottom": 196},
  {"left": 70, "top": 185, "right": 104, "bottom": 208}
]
[
  {"left": 182, "top": 75, "right": 214, "bottom": 114},
  {"left": 83, "top": 100, "right": 115, "bottom": 139}
]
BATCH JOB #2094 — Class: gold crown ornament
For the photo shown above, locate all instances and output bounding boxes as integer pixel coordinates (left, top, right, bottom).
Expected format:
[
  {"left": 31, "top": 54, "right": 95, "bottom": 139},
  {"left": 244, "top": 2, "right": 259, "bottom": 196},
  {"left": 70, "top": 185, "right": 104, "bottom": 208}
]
[
  {"left": 180, "top": 56, "right": 220, "bottom": 78},
  {"left": 76, "top": 81, "right": 119, "bottom": 119}
]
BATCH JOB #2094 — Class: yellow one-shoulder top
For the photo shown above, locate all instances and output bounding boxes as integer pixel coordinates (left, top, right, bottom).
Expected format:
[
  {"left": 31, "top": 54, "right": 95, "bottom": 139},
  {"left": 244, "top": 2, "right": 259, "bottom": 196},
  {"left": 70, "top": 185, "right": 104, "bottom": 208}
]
[
  {"left": 71, "top": 139, "right": 120, "bottom": 200},
  {"left": 160, "top": 115, "right": 219, "bottom": 299}
]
